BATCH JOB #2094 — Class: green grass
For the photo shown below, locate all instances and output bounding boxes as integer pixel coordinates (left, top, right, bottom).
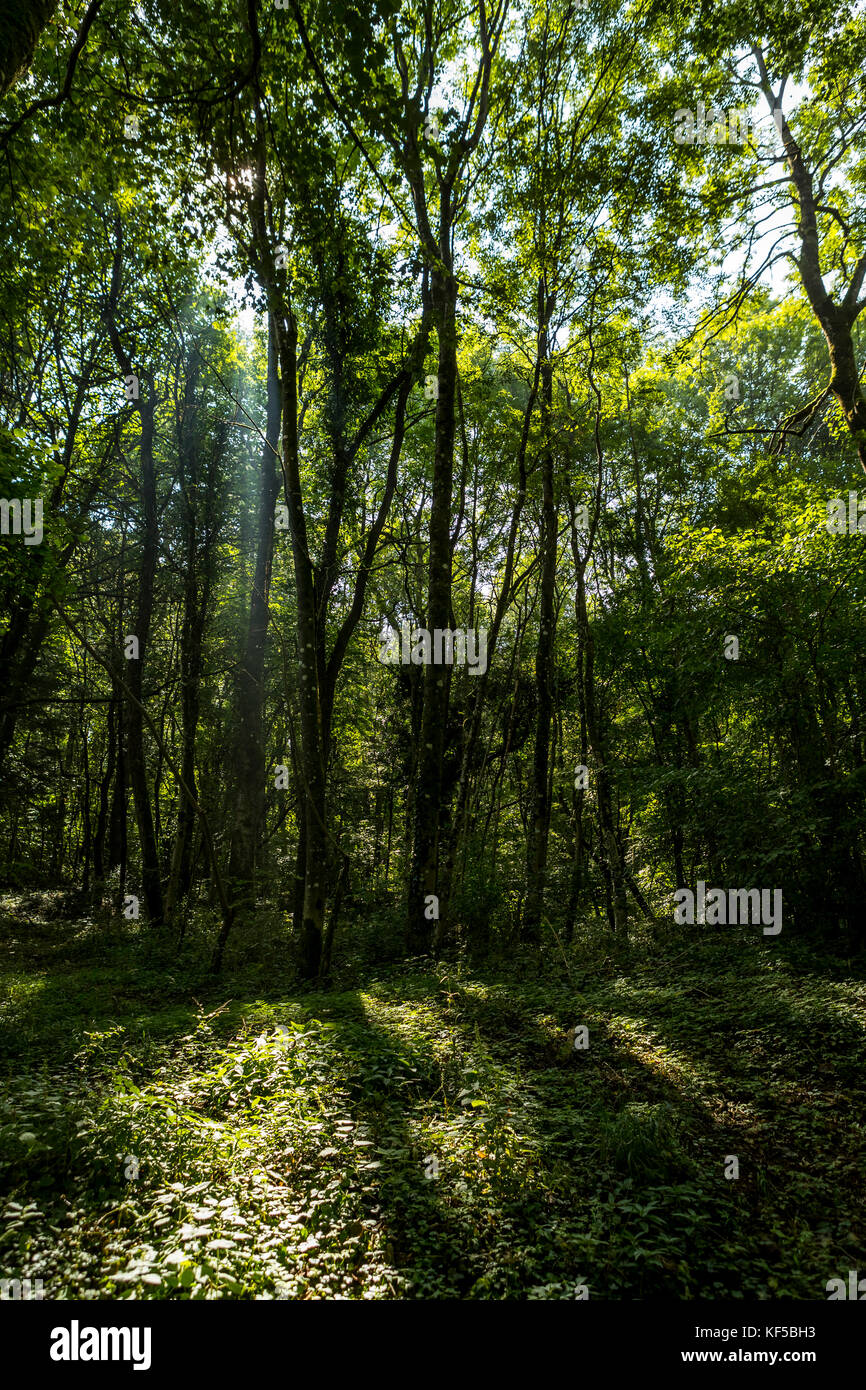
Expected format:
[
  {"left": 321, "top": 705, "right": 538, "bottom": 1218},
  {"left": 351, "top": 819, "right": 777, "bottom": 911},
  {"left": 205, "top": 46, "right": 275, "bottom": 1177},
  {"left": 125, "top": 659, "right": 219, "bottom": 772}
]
[{"left": 1, "top": 893, "right": 864, "bottom": 1299}]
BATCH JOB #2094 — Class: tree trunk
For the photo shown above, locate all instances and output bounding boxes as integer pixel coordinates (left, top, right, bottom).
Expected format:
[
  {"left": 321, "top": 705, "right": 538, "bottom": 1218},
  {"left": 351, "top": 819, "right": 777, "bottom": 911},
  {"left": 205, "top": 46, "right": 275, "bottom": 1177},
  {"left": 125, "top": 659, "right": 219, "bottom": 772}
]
[
  {"left": 123, "top": 382, "right": 164, "bottom": 926},
  {"left": 92, "top": 691, "right": 116, "bottom": 885},
  {"left": 0, "top": 0, "right": 58, "bottom": 97},
  {"left": 524, "top": 278, "right": 557, "bottom": 939},
  {"left": 575, "top": 562, "right": 628, "bottom": 939},
  {"left": 408, "top": 267, "right": 458, "bottom": 954},
  {"left": 756, "top": 65, "right": 866, "bottom": 473},
  {"left": 103, "top": 248, "right": 163, "bottom": 926},
  {"left": 271, "top": 293, "right": 328, "bottom": 978},
  {"left": 226, "top": 317, "right": 282, "bottom": 918}
]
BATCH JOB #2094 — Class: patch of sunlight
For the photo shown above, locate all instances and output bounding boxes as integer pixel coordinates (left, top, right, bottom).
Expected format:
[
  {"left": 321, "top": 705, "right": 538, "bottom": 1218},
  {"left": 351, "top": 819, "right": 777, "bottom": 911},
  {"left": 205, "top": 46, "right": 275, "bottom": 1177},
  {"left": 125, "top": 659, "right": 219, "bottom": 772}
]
[{"left": 603, "top": 1008, "right": 727, "bottom": 1102}]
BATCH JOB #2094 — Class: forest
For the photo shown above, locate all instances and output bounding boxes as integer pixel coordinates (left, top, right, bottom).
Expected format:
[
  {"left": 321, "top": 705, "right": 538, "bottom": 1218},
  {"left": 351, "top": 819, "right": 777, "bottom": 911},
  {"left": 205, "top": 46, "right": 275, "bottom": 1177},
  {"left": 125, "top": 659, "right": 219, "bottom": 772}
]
[{"left": 1, "top": 0, "right": 865, "bottom": 1309}]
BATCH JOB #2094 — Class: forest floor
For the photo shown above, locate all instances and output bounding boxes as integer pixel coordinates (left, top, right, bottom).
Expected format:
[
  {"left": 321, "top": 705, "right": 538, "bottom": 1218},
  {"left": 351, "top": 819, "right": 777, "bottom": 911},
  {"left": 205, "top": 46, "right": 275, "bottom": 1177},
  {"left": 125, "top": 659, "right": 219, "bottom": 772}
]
[{"left": 1, "top": 891, "right": 864, "bottom": 1300}]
